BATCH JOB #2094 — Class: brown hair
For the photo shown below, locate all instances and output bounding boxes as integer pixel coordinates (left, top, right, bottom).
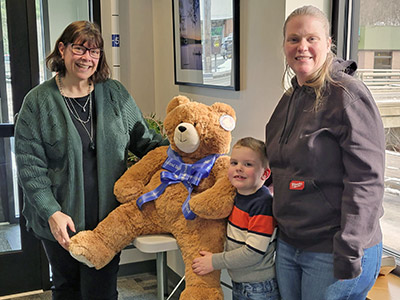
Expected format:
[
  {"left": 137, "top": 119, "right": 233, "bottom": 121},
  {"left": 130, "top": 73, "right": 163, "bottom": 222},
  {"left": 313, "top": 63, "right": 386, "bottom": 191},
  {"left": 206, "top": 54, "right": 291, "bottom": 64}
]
[
  {"left": 46, "top": 21, "right": 111, "bottom": 83},
  {"left": 282, "top": 5, "right": 337, "bottom": 110},
  {"left": 233, "top": 137, "right": 269, "bottom": 168}
]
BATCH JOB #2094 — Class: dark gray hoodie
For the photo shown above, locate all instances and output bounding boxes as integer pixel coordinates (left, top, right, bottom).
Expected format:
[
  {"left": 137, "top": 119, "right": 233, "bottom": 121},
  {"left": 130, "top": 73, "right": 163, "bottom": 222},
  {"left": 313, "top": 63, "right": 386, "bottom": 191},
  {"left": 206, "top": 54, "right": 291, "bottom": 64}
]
[{"left": 266, "top": 59, "right": 385, "bottom": 279}]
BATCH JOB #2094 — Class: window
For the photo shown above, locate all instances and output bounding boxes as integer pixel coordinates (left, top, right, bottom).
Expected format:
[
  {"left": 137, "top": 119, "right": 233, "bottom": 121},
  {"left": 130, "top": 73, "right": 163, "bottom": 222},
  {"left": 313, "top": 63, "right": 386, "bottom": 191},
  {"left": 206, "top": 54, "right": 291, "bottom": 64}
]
[
  {"left": 333, "top": 0, "right": 400, "bottom": 271},
  {"left": 374, "top": 51, "right": 392, "bottom": 69}
]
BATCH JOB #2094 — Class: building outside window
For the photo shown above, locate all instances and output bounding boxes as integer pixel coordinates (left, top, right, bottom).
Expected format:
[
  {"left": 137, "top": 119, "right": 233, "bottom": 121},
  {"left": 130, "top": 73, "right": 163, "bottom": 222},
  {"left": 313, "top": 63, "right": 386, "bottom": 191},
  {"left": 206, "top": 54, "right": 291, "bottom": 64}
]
[
  {"left": 353, "top": 0, "right": 400, "bottom": 262},
  {"left": 374, "top": 51, "right": 393, "bottom": 69}
]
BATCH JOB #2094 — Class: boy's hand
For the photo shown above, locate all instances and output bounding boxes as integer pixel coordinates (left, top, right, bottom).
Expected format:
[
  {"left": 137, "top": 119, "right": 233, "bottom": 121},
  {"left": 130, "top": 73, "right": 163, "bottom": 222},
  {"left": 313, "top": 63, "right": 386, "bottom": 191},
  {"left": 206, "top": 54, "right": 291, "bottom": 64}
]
[{"left": 192, "top": 251, "right": 214, "bottom": 275}]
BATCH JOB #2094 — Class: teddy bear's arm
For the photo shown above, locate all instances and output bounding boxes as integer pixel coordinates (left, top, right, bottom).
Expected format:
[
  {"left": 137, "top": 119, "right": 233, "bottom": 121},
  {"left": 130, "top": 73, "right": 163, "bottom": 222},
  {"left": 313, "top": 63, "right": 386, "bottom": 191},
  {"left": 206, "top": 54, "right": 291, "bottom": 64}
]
[
  {"left": 189, "top": 156, "right": 235, "bottom": 219},
  {"left": 114, "top": 146, "right": 168, "bottom": 203}
]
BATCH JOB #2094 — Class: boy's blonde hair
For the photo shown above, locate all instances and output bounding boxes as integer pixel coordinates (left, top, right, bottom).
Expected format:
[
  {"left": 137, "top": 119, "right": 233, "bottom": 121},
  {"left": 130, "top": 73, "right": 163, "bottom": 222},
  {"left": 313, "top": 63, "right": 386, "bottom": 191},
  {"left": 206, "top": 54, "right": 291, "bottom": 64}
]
[{"left": 233, "top": 137, "right": 269, "bottom": 168}]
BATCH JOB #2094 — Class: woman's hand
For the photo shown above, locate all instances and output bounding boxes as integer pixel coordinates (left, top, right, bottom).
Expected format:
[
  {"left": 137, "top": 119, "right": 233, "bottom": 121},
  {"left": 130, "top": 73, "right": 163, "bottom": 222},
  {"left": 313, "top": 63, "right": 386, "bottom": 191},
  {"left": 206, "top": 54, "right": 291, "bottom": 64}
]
[
  {"left": 192, "top": 251, "right": 214, "bottom": 275},
  {"left": 48, "top": 211, "right": 76, "bottom": 250}
]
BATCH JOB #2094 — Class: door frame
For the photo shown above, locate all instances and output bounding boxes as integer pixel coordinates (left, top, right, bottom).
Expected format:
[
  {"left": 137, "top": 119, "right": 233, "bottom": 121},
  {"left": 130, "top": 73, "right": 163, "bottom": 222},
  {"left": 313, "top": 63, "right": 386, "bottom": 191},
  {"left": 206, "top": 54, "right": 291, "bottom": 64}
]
[
  {"left": 0, "top": 0, "right": 49, "bottom": 296},
  {"left": 0, "top": 0, "right": 101, "bottom": 295},
  {"left": 0, "top": 125, "right": 51, "bottom": 296}
]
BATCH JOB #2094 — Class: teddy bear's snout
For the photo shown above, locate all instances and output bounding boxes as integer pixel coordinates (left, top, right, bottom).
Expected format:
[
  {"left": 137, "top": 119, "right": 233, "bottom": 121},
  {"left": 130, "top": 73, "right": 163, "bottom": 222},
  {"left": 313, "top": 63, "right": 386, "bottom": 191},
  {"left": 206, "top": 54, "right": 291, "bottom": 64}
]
[{"left": 174, "top": 123, "right": 200, "bottom": 153}]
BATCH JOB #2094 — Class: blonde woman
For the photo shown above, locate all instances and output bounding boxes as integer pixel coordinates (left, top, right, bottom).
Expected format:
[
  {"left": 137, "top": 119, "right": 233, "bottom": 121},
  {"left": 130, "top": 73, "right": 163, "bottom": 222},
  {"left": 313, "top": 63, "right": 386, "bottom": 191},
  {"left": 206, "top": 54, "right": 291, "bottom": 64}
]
[{"left": 266, "top": 6, "right": 385, "bottom": 300}]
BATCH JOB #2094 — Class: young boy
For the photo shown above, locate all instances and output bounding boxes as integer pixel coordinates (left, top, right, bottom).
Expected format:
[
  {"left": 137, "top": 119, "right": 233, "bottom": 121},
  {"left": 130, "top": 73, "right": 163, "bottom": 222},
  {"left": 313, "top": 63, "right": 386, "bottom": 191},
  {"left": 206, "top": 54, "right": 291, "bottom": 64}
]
[{"left": 192, "top": 137, "right": 280, "bottom": 300}]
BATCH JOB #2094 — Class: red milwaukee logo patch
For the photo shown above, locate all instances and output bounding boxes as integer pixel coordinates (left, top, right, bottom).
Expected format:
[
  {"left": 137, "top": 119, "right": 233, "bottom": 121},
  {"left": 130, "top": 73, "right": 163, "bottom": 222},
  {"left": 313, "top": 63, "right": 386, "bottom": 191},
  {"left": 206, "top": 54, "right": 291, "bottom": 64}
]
[{"left": 289, "top": 180, "right": 305, "bottom": 190}]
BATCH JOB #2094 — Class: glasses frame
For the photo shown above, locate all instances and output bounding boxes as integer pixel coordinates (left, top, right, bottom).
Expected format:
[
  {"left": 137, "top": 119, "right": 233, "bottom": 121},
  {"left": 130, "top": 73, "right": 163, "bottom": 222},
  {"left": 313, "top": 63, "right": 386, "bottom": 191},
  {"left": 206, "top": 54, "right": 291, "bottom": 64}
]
[{"left": 69, "top": 43, "right": 103, "bottom": 59}]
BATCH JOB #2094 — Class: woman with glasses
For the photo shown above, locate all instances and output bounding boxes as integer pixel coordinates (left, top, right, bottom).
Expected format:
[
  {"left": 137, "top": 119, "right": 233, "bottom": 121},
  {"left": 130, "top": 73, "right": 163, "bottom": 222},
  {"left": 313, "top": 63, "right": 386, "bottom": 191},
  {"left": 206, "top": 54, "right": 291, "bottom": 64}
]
[{"left": 14, "top": 21, "right": 167, "bottom": 299}]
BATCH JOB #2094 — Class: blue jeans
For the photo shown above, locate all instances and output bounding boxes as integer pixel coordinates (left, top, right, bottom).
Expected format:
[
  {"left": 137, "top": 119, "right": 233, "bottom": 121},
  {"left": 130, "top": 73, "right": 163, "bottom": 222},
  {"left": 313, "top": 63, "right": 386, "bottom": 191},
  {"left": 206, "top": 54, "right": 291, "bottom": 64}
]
[
  {"left": 276, "top": 239, "right": 382, "bottom": 300},
  {"left": 232, "top": 278, "right": 280, "bottom": 300}
]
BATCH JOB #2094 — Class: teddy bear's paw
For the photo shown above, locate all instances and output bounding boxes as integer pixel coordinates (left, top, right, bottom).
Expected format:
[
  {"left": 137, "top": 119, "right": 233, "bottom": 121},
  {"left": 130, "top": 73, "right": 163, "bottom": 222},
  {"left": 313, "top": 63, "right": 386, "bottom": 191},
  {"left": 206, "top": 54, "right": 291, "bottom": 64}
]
[
  {"left": 114, "top": 182, "right": 144, "bottom": 204},
  {"left": 69, "top": 231, "right": 116, "bottom": 270},
  {"left": 69, "top": 251, "right": 95, "bottom": 268},
  {"left": 179, "top": 286, "right": 223, "bottom": 300}
]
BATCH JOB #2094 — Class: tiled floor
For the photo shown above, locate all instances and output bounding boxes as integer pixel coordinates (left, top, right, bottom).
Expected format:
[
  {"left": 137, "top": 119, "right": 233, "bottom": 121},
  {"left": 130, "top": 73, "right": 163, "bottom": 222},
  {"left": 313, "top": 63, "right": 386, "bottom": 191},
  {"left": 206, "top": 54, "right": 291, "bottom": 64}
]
[
  {"left": 2, "top": 272, "right": 180, "bottom": 300},
  {"left": 0, "top": 224, "right": 181, "bottom": 300},
  {"left": 0, "top": 223, "right": 21, "bottom": 252}
]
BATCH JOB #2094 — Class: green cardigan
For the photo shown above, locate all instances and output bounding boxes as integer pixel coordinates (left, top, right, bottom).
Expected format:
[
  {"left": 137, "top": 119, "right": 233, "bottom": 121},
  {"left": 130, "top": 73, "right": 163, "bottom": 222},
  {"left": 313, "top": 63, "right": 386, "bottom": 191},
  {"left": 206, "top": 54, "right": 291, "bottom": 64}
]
[{"left": 15, "top": 77, "right": 167, "bottom": 241}]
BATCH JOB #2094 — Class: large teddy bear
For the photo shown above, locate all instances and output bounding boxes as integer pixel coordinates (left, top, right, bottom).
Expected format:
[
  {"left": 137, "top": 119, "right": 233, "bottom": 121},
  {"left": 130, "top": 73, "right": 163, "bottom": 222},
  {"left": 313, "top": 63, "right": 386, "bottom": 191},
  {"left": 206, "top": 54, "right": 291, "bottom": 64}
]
[{"left": 69, "top": 95, "right": 237, "bottom": 299}]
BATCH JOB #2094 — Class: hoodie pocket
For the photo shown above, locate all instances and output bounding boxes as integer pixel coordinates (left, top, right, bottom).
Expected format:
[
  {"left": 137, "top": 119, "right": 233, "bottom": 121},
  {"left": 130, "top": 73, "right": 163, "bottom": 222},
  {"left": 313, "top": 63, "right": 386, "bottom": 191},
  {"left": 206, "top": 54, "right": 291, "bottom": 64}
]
[{"left": 273, "top": 174, "right": 340, "bottom": 240}]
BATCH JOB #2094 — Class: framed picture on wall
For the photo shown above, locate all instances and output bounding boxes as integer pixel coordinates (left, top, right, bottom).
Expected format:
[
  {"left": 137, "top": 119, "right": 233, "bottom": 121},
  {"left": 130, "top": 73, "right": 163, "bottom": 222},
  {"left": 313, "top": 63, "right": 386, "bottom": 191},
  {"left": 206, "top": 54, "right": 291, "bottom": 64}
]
[{"left": 172, "top": 0, "right": 240, "bottom": 91}]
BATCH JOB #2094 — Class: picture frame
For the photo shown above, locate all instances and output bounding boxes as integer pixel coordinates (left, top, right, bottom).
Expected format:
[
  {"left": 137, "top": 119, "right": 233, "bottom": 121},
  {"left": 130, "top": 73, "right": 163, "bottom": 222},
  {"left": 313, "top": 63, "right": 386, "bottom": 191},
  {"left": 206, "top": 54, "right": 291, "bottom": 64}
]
[{"left": 172, "top": 0, "right": 240, "bottom": 91}]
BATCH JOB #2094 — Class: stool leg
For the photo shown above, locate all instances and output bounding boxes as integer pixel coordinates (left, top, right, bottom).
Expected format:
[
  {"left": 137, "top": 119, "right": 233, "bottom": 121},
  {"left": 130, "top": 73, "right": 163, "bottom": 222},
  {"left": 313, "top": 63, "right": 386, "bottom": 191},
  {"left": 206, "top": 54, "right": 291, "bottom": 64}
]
[
  {"left": 156, "top": 252, "right": 167, "bottom": 300},
  {"left": 166, "top": 275, "right": 185, "bottom": 300}
]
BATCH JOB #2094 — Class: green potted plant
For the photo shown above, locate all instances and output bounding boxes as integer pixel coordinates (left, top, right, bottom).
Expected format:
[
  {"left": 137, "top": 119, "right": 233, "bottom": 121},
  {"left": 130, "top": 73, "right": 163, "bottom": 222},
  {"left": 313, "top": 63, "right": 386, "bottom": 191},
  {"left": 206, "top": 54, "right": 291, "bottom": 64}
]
[{"left": 127, "top": 113, "right": 166, "bottom": 166}]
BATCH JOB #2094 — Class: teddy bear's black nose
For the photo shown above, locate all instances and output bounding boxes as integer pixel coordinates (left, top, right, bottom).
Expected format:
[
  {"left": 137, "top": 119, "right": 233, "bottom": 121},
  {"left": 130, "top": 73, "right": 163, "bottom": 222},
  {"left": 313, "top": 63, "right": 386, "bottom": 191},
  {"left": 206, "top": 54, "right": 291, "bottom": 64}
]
[{"left": 178, "top": 126, "right": 187, "bottom": 132}]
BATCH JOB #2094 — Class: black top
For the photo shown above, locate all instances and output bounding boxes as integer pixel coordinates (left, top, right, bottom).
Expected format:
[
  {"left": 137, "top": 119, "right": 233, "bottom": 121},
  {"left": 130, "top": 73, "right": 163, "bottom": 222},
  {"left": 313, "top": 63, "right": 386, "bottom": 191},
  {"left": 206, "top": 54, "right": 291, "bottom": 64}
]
[{"left": 66, "top": 91, "right": 99, "bottom": 230}]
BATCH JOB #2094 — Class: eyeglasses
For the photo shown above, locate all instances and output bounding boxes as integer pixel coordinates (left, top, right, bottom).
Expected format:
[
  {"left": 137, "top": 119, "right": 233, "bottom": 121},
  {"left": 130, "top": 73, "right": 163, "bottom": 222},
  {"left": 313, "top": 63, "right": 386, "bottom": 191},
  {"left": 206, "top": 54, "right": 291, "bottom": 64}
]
[{"left": 69, "top": 43, "right": 102, "bottom": 59}]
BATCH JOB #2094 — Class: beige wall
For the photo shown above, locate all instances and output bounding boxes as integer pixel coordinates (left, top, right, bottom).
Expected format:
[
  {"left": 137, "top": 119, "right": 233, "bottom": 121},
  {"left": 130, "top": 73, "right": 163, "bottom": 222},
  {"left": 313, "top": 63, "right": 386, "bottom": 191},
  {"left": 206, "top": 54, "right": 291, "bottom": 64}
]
[
  {"left": 119, "top": 1, "right": 156, "bottom": 114},
  {"left": 358, "top": 50, "right": 375, "bottom": 69},
  {"left": 101, "top": 0, "right": 157, "bottom": 114},
  {"left": 393, "top": 51, "right": 400, "bottom": 69},
  {"left": 104, "top": 0, "right": 331, "bottom": 144},
  {"left": 152, "top": 0, "right": 286, "bottom": 144},
  {"left": 357, "top": 50, "right": 400, "bottom": 69},
  {"left": 104, "top": 0, "right": 287, "bottom": 143}
]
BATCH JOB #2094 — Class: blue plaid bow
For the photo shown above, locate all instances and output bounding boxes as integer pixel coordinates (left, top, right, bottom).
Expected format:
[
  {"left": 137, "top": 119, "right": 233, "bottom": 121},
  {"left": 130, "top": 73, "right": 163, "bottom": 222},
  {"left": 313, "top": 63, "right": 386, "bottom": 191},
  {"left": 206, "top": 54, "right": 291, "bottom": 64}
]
[{"left": 136, "top": 146, "right": 220, "bottom": 220}]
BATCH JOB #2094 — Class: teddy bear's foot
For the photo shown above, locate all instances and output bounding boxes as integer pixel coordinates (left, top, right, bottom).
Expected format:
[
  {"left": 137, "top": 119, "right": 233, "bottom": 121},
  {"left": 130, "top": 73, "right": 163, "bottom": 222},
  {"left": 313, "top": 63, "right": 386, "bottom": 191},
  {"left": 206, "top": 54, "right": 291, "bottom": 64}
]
[
  {"left": 69, "top": 251, "right": 95, "bottom": 268},
  {"left": 179, "top": 286, "right": 223, "bottom": 300},
  {"left": 69, "top": 230, "right": 116, "bottom": 270}
]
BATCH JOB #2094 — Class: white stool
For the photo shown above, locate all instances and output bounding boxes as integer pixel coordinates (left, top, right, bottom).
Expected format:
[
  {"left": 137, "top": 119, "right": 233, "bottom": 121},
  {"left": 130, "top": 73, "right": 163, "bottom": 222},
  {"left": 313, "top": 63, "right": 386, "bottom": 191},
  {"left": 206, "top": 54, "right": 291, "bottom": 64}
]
[{"left": 133, "top": 234, "right": 184, "bottom": 300}]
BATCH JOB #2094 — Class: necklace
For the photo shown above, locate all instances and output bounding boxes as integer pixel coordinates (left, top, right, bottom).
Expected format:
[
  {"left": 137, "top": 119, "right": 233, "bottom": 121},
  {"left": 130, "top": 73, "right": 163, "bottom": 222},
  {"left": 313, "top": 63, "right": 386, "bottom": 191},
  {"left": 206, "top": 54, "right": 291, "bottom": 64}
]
[
  {"left": 81, "top": 97, "right": 95, "bottom": 151},
  {"left": 57, "top": 75, "right": 95, "bottom": 150},
  {"left": 70, "top": 94, "right": 90, "bottom": 112},
  {"left": 57, "top": 75, "right": 92, "bottom": 112},
  {"left": 63, "top": 93, "right": 92, "bottom": 123}
]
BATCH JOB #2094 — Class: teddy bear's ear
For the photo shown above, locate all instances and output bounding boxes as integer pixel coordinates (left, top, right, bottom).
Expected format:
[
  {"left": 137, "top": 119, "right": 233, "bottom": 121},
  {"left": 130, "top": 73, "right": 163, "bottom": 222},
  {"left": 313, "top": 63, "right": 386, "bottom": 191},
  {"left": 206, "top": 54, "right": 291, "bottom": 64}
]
[
  {"left": 211, "top": 102, "right": 236, "bottom": 119},
  {"left": 167, "top": 95, "right": 191, "bottom": 114}
]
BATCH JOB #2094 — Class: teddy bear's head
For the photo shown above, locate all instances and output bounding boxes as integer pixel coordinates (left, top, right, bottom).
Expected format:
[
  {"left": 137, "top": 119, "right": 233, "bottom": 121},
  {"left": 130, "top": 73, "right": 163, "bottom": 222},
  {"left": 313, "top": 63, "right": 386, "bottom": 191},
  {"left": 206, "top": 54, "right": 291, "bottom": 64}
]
[{"left": 164, "top": 95, "right": 236, "bottom": 162}]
